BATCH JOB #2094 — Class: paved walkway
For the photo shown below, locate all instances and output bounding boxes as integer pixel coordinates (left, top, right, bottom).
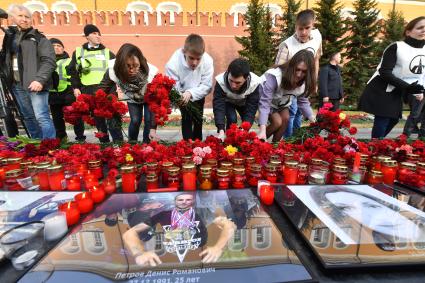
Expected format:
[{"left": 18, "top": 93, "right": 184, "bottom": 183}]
[{"left": 66, "top": 127, "right": 408, "bottom": 143}]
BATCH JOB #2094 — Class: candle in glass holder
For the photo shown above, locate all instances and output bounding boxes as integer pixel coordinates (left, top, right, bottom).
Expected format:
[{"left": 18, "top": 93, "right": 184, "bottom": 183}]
[
  {"left": 89, "top": 186, "right": 105, "bottom": 203},
  {"left": 232, "top": 167, "right": 246, "bottom": 189},
  {"left": 367, "top": 170, "right": 383, "bottom": 185},
  {"left": 259, "top": 185, "right": 274, "bottom": 205},
  {"left": 6, "top": 157, "right": 23, "bottom": 171},
  {"left": 232, "top": 157, "right": 245, "bottom": 167},
  {"left": 181, "top": 155, "right": 192, "bottom": 164},
  {"left": 381, "top": 160, "right": 398, "bottom": 185},
  {"left": 146, "top": 173, "right": 159, "bottom": 191},
  {"left": 331, "top": 165, "right": 348, "bottom": 185},
  {"left": 417, "top": 162, "right": 425, "bottom": 184},
  {"left": 297, "top": 164, "right": 308, "bottom": 184},
  {"left": 167, "top": 167, "right": 181, "bottom": 189},
  {"left": 264, "top": 163, "right": 277, "bottom": 183},
  {"left": 182, "top": 163, "right": 197, "bottom": 191},
  {"left": 59, "top": 201, "right": 80, "bottom": 226},
  {"left": 308, "top": 172, "right": 326, "bottom": 185},
  {"left": 406, "top": 153, "right": 420, "bottom": 164},
  {"left": 76, "top": 163, "right": 88, "bottom": 176},
  {"left": 220, "top": 161, "right": 233, "bottom": 177},
  {"left": 5, "top": 169, "right": 25, "bottom": 191},
  {"left": 248, "top": 164, "right": 262, "bottom": 187},
  {"left": 84, "top": 172, "right": 99, "bottom": 190},
  {"left": 121, "top": 165, "right": 137, "bottom": 193},
  {"left": 199, "top": 166, "right": 213, "bottom": 190},
  {"left": 103, "top": 176, "right": 116, "bottom": 194},
  {"left": 88, "top": 160, "right": 103, "bottom": 180},
  {"left": 397, "top": 162, "right": 416, "bottom": 186},
  {"left": 36, "top": 164, "right": 51, "bottom": 190},
  {"left": 283, "top": 161, "right": 298, "bottom": 184},
  {"left": 43, "top": 211, "right": 68, "bottom": 241},
  {"left": 20, "top": 161, "right": 33, "bottom": 175},
  {"left": 66, "top": 175, "right": 81, "bottom": 191},
  {"left": 48, "top": 165, "right": 66, "bottom": 191},
  {"left": 146, "top": 162, "right": 159, "bottom": 175},
  {"left": 217, "top": 169, "right": 230, "bottom": 190},
  {"left": 75, "top": 192, "right": 94, "bottom": 214}
]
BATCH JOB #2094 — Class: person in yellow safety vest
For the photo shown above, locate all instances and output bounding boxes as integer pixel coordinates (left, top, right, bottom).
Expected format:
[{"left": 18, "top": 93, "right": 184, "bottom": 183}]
[
  {"left": 67, "top": 24, "right": 123, "bottom": 142},
  {"left": 48, "top": 38, "right": 85, "bottom": 142}
]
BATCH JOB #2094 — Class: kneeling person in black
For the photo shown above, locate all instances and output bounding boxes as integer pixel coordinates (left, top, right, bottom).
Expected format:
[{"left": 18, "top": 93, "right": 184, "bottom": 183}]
[{"left": 213, "top": 58, "right": 262, "bottom": 140}]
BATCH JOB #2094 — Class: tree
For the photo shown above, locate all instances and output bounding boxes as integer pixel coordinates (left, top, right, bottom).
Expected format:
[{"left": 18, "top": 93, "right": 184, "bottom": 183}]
[
  {"left": 343, "top": 0, "right": 381, "bottom": 106},
  {"left": 279, "top": 0, "right": 302, "bottom": 40},
  {"left": 379, "top": 9, "right": 405, "bottom": 51},
  {"left": 235, "top": 0, "right": 277, "bottom": 75},
  {"left": 314, "top": 0, "right": 346, "bottom": 64}
]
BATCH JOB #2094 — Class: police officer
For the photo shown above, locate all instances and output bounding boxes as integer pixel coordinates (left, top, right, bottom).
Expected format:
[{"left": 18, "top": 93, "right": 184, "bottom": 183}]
[
  {"left": 49, "top": 38, "right": 85, "bottom": 142},
  {"left": 68, "top": 24, "right": 122, "bottom": 142}
]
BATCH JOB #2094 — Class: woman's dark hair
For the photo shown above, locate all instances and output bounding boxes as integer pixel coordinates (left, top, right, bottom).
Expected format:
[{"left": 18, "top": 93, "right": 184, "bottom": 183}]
[
  {"left": 278, "top": 49, "right": 316, "bottom": 96},
  {"left": 114, "top": 43, "right": 149, "bottom": 83},
  {"left": 404, "top": 16, "right": 425, "bottom": 37}
]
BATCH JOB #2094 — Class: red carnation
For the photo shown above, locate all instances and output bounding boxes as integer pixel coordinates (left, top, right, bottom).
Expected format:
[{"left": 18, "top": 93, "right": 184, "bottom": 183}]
[{"left": 348, "top": 127, "right": 358, "bottom": 135}]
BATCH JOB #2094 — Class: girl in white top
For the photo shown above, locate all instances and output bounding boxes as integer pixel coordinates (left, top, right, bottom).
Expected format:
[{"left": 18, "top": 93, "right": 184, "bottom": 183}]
[{"left": 258, "top": 50, "right": 316, "bottom": 142}]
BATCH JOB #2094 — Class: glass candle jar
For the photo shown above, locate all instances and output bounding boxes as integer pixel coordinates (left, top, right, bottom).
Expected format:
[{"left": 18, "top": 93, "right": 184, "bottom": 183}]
[
  {"left": 6, "top": 157, "right": 23, "bottom": 172},
  {"left": 381, "top": 160, "right": 398, "bottom": 185},
  {"left": 264, "top": 163, "right": 277, "bottom": 183},
  {"left": 88, "top": 160, "right": 103, "bottom": 180},
  {"left": 66, "top": 175, "right": 81, "bottom": 191},
  {"left": 349, "top": 166, "right": 368, "bottom": 184},
  {"left": 248, "top": 164, "right": 262, "bottom": 187},
  {"left": 308, "top": 171, "right": 326, "bottom": 185},
  {"left": 397, "top": 162, "right": 416, "bottom": 186},
  {"left": 199, "top": 165, "right": 212, "bottom": 181},
  {"left": 331, "top": 165, "right": 348, "bottom": 185},
  {"left": 284, "top": 152, "right": 294, "bottom": 162},
  {"left": 417, "top": 162, "right": 425, "bottom": 183},
  {"left": 181, "top": 155, "right": 192, "bottom": 165},
  {"left": 167, "top": 166, "right": 181, "bottom": 189},
  {"left": 270, "top": 160, "right": 282, "bottom": 179},
  {"left": 75, "top": 163, "right": 88, "bottom": 177},
  {"left": 161, "top": 162, "right": 173, "bottom": 185},
  {"left": 206, "top": 159, "right": 218, "bottom": 179},
  {"left": 283, "top": 161, "right": 298, "bottom": 185},
  {"left": 367, "top": 170, "right": 384, "bottom": 185},
  {"left": 48, "top": 165, "right": 66, "bottom": 191},
  {"left": 217, "top": 169, "right": 230, "bottom": 190},
  {"left": 28, "top": 165, "right": 39, "bottom": 186},
  {"left": 5, "top": 169, "right": 25, "bottom": 191},
  {"left": 146, "top": 173, "right": 159, "bottom": 191},
  {"left": 37, "top": 164, "right": 51, "bottom": 190},
  {"left": 199, "top": 171, "right": 213, "bottom": 190},
  {"left": 20, "top": 161, "right": 33, "bottom": 175},
  {"left": 220, "top": 161, "right": 233, "bottom": 177},
  {"left": 232, "top": 157, "right": 245, "bottom": 167},
  {"left": 182, "top": 163, "right": 197, "bottom": 191},
  {"left": 269, "top": 155, "right": 280, "bottom": 162},
  {"left": 103, "top": 176, "right": 116, "bottom": 194},
  {"left": 121, "top": 165, "right": 137, "bottom": 193},
  {"left": 84, "top": 171, "right": 99, "bottom": 190},
  {"left": 297, "top": 163, "right": 308, "bottom": 184},
  {"left": 232, "top": 167, "right": 246, "bottom": 189},
  {"left": 406, "top": 153, "right": 420, "bottom": 164},
  {"left": 333, "top": 157, "right": 346, "bottom": 166},
  {"left": 146, "top": 162, "right": 159, "bottom": 175}
]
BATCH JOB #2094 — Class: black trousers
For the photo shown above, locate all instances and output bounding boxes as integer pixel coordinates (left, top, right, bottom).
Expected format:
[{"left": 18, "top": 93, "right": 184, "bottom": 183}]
[
  {"left": 50, "top": 103, "right": 85, "bottom": 140},
  {"left": 181, "top": 98, "right": 204, "bottom": 141}
]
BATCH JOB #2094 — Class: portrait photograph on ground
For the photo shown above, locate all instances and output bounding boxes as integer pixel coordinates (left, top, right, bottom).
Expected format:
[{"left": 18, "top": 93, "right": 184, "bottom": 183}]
[
  {"left": 275, "top": 185, "right": 425, "bottom": 269},
  {"left": 20, "top": 189, "right": 313, "bottom": 283}
]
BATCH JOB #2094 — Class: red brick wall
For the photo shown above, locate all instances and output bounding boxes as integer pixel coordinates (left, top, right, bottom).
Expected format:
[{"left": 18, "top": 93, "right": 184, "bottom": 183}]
[{"left": 1, "top": 11, "right": 250, "bottom": 107}]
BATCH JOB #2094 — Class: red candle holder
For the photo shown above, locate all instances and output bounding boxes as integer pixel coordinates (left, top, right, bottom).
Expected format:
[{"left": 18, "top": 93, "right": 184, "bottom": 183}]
[
  {"left": 48, "top": 165, "right": 66, "bottom": 191},
  {"left": 89, "top": 186, "right": 106, "bottom": 203},
  {"left": 37, "top": 164, "right": 51, "bottom": 191},
  {"left": 259, "top": 184, "right": 274, "bottom": 205},
  {"left": 76, "top": 163, "right": 88, "bottom": 176},
  {"left": 84, "top": 173, "right": 99, "bottom": 190},
  {"left": 103, "top": 177, "right": 116, "bottom": 194},
  {"left": 283, "top": 161, "right": 298, "bottom": 185},
  {"left": 146, "top": 173, "right": 159, "bottom": 192},
  {"left": 217, "top": 169, "right": 230, "bottom": 190},
  {"left": 75, "top": 192, "right": 94, "bottom": 214},
  {"left": 121, "top": 165, "right": 137, "bottom": 193},
  {"left": 59, "top": 201, "right": 80, "bottom": 226},
  {"left": 182, "top": 163, "right": 197, "bottom": 191},
  {"left": 381, "top": 160, "right": 398, "bottom": 185},
  {"left": 232, "top": 167, "right": 246, "bottom": 189},
  {"left": 88, "top": 160, "right": 103, "bottom": 180},
  {"left": 167, "top": 167, "right": 180, "bottom": 189},
  {"left": 66, "top": 175, "right": 81, "bottom": 191}
]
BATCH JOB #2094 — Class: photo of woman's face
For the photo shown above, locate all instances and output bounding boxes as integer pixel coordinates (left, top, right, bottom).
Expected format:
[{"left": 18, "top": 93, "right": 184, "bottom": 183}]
[{"left": 325, "top": 191, "right": 425, "bottom": 242}]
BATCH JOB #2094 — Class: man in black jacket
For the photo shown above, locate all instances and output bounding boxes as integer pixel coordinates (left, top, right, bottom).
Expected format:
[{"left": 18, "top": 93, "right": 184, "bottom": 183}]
[
  {"left": 67, "top": 24, "right": 122, "bottom": 142},
  {"left": 2, "top": 4, "right": 56, "bottom": 139},
  {"left": 318, "top": 52, "right": 344, "bottom": 111},
  {"left": 49, "top": 38, "right": 85, "bottom": 142},
  {"left": 213, "top": 58, "right": 261, "bottom": 140}
]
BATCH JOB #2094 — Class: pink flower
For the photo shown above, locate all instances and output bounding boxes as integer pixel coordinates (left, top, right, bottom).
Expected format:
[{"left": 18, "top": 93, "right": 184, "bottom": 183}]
[
  {"left": 193, "top": 156, "right": 203, "bottom": 165},
  {"left": 202, "top": 146, "right": 212, "bottom": 154},
  {"left": 193, "top": 147, "right": 203, "bottom": 156},
  {"left": 396, "top": 144, "right": 413, "bottom": 154}
]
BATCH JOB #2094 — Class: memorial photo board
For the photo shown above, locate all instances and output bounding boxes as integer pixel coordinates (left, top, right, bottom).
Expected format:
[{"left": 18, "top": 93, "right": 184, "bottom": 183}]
[
  {"left": 0, "top": 191, "right": 80, "bottom": 236},
  {"left": 20, "top": 189, "right": 313, "bottom": 283},
  {"left": 275, "top": 184, "right": 425, "bottom": 269}
]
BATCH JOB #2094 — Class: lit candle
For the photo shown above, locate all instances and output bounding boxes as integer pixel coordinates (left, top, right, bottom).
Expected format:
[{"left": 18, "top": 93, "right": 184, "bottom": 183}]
[
  {"left": 76, "top": 163, "right": 88, "bottom": 176},
  {"left": 121, "top": 165, "right": 137, "bottom": 193},
  {"left": 182, "top": 163, "right": 197, "bottom": 191},
  {"left": 88, "top": 160, "right": 103, "bottom": 180},
  {"left": 84, "top": 173, "right": 99, "bottom": 190},
  {"left": 42, "top": 211, "right": 68, "bottom": 241},
  {"left": 259, "top": 185, "right": 274, "bottom": 205},
  {"left": 66, "top": 175, "right": 81, "bottom": 191},
  {"left": 75, "top": 192, "right": 94, "bottom": 214},
  {"left": 89, "top": 186, "right": 105, "bottom": 203},
  {"left": 59, "top": 201, "right": 80, "bottom": 226},
  {"left": 103, "top": 177, "right": 116, "bottom": 194},
  {"left": 48, "top": 165, "right": 66, "bottom": 191},
  {"left": 37, "top": 164, "right": 51, "bottom": 190}
]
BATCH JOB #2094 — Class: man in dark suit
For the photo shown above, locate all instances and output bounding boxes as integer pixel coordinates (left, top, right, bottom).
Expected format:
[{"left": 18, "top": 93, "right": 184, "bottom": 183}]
[{"left": 318, "top": 52, "right": 344, "bottom": 111}]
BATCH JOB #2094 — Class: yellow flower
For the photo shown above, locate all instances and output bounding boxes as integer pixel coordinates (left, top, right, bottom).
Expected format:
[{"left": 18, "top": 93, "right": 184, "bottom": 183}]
[
  {"left": 339, "top": 113, "right": 346, "bottom": 120},
  {"left": 125, "top": 153, "right": 134, "bottom": 162},
  {"left": 225, "top": 145, "right": 238, "bottom": 156}
]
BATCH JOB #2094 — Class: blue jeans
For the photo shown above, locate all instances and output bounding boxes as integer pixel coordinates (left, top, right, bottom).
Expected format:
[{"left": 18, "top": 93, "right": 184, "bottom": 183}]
[
  {"left": 284, "top": 98, "right": 302, "bottom": 138},
  {"left": 12, "top": 84, "right": 56, "bottom": 139},
  {"left": 225, "top": 102, "right": 245, "bottom": 129},
  {"left": 372, "top": 116, "right": 399, "bottom": 138},
  {"left": 127, "top": 103, "right": 151, "bottom": 143}
]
